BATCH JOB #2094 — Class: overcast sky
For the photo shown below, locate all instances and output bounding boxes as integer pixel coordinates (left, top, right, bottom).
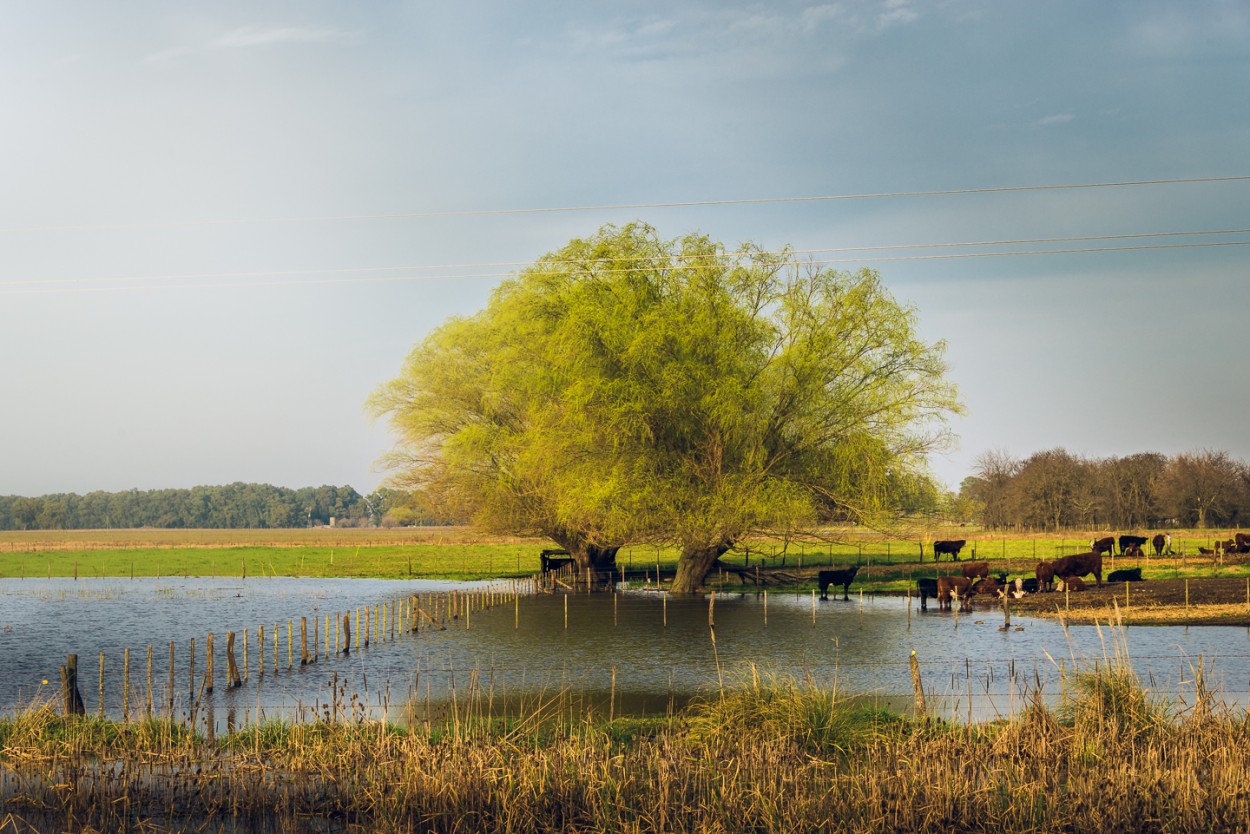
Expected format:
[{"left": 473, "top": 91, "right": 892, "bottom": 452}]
[{"left": 2, "top": 0, "right": 1248, "bottom": 497}]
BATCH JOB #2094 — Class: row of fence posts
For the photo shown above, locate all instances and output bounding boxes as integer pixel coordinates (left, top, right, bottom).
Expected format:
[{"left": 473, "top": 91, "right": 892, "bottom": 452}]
[{"left": 58, "top": 576, "right": 541, "bottom": 720}]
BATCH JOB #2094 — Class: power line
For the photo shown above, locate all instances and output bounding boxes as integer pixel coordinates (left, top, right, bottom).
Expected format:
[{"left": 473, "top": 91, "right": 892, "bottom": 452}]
[
  {"left": 3, "top": 175, "right": 1248, "bottom": 235},
  {"left": 3, "top": 227, "right": 1248, "bottom": 295}
]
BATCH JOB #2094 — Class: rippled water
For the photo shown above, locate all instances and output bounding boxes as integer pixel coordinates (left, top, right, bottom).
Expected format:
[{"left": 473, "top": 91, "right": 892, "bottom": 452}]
[{"left": 4, "top": 577, "right": 1250, "bottom": 725}]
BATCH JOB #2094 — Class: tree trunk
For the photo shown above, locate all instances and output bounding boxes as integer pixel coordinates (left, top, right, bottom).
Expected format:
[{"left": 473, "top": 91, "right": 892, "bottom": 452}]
[
  {"left": 670, "top": 543, "right": 732, "bottom": 594},
  {"left": 546, "top": 530, "right": 619, "bottom": 589}
]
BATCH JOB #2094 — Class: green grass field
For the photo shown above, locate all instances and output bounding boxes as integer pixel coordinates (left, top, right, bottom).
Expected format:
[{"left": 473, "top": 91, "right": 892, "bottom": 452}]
[{"left": 0, "top": 526, "right": 1244, "bottom": 585}]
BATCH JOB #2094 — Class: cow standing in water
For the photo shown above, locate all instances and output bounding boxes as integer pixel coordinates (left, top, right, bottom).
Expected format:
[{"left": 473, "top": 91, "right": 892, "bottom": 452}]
[
  {"left": 936, "top": 576, "right": 974, "bottom": 611},
  {"left": 818, "top": 566, "right": 860, "bottom": 601}
]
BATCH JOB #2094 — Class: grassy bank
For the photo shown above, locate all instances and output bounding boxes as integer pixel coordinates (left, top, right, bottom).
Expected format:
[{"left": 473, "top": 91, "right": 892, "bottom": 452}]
[{"left": 2, "top": 663, "right": 1248, "bottom": 833}]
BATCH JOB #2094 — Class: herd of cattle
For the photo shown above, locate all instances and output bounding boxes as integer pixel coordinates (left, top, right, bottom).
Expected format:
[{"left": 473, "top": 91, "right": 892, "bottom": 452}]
[{"left": 816, "top": 531, "right": 1250, "bottom": 611}]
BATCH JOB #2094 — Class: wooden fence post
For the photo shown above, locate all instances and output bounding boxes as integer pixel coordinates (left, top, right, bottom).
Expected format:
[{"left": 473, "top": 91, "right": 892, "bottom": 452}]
[
  {"left": 910, "top": 651, "right": 927, "bottom": 720},
  {"left": 205, "top": 633, "right": 215, "bottom": 695},
  {"left": 61, "top": 654, "right": 85, "bottom": 716},
  {"left": 226, "top": 632, "right": 242, "bottom": 689},
  {"left": 97, "top": 651, "right": 106, "bottom": 717}
]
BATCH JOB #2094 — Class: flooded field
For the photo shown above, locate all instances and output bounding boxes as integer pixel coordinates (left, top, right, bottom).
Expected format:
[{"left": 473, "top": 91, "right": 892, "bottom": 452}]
[{"left": 4, "top": 576, "right": 1250, "bottom": 726}]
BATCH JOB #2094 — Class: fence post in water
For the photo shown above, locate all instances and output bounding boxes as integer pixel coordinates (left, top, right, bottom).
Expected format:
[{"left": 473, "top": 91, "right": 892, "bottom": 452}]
[
  {"left": 190, "top": 638, "right": 195, "bottom": 701},
  {"left": 122, "top": 647, "right": 131, "bottom": 720},
  {"left": 287, "top": 621, "right": 293, "bottom": 669},
  {"left": 342, "top": 614, "right": 351, "bottom": 656},
  {"left": 242, "top": 629, "right": 248, "bottom": 682},
  {"left": 300, "top": 617, "right": 309, "bottom": 666},
  {"left": 226, "top": 632, "right": 241, "bottom": 689},
  {"left": 98, "top": 651, "right": 106, "bottom": 717},
  {"left": 205, "top": 633, "right": 214, "bottom": 695},
  {"left": 61, "top": 654, "right": 85, "bottom": 716},
  {"left": 168, "top": 641, "right": 175, "bottom": 717},
  {"left": 146, "top": 644, "right": 153, "bottom": 717},
  {"left": 910, "top": 651, "right": 927, "bottom": 719},
  {"left": 258, "top": 625, "right": 265, "bottom": 677}
]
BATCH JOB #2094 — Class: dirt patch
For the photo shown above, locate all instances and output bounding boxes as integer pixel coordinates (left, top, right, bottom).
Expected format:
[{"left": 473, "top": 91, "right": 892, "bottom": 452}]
[{"left": 1003, "top": 576, "right": 1250, "bottom": 626}]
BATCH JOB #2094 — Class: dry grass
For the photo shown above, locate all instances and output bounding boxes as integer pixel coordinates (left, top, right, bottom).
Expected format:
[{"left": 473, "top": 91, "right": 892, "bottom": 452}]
[{"left": 4, "top": 662, "right": 1250, "bottom": 833}]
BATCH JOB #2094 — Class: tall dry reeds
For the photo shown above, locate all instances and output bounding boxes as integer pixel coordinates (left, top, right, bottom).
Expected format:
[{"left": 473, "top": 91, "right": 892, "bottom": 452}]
[{"left": 3, "top": 661, "right": 1250, "bottom": 833}]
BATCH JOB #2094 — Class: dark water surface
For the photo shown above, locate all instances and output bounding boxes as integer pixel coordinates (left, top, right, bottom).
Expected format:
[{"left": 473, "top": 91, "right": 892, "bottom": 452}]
[{"left": 4, "top": 577, "right": 1250, "bottom": 724}]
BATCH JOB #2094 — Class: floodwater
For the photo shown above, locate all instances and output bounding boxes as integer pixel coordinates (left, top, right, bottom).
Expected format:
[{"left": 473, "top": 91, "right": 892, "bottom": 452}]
[{"left": 3, "top": 576, "right": 1250, "bottom": 726}]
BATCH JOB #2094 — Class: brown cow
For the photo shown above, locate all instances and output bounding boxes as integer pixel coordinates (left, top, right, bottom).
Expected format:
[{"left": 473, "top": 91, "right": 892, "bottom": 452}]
[
  {"left": 1058, "top": 576, "right": 1086, "bottom": 592},
  {"left": 1051, "top": 550, "right": 1104, "bottom": 587},
  {"left": 1198, "top": 547, "right": 1215, "bottom": 556},
  {"left": 1151, "top": 533, "right": 1172, "bottom": 556},
  {"left": 1091, "top": 536, "right": 1114, "bottom": 555},
  {"left": 972, "top": 577, "right": 1004, "bottom": 598},
  {"left": 1125, "top": 543, "right": 1144, "bottom": 559},
  {"left": 936, "top": 576, "right": 974, "bottom": 611},
  {"left": 961, "top": 561, "right": 990, "bottom": 580},
  {"left": 1035, "top": 561, "right": 1055, "bottom": 592}
]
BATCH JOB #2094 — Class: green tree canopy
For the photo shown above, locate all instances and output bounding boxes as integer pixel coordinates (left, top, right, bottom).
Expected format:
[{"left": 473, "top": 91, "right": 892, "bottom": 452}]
[{"left": 371, "top": 223, "right": 961, "bottom": 591}]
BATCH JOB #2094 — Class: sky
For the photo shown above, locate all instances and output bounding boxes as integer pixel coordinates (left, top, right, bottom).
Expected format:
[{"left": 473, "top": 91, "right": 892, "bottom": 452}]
[{"left": 2, "top": 0, "right": 1248, "bottom": 497}]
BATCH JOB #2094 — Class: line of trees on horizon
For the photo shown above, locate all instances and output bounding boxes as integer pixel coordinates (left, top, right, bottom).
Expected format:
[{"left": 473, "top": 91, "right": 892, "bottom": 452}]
[
  {"left": 958, "top": 448, "right": 1250, "bottom": 531},
  {"left": 0, "top": 483, "right": 450, "bottom": 531}
]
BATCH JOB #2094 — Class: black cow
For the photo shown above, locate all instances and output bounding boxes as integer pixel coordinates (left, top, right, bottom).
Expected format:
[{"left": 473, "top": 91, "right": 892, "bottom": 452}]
[
  {"left": 916, "top": 577, "right": 938, "bottom": 611},
  {"left": 1021, "top": 577, "right": 1039, "bottom": 594},
  {"left": 932, "top": 539, "right": 967, "bottom": 561},
  {"left": 818, "top": 565, "right": 860, "bottom": 601},
  {"left": 1118, "top": 534, "right": 1149, "bottom": 555},
  {"left": 1107, "top": 567, "right": 1143, "bottom": 582},
  {"left": 1091, "top": 536, "right": 1115, "bottom": 556}
]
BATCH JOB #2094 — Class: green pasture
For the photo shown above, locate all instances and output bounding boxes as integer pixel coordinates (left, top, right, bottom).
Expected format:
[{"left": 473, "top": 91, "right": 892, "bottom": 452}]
[{"left": 0, "top": 531, "right": 1242, "bottom": 586}]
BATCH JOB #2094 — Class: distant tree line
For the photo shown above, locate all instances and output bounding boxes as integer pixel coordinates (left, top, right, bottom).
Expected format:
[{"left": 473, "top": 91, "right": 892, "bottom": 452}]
[
  {"left": 959, "top": 449, "right": 1250, "bottom": 531},
  {"left": 0, "top": 484, "right": 450, "bottom": 531}
]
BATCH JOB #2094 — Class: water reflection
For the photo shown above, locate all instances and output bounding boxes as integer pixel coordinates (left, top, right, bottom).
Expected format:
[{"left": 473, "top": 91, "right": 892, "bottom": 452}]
[{"left": 3, "top": 577, "right": 1250, "bottom": 725}]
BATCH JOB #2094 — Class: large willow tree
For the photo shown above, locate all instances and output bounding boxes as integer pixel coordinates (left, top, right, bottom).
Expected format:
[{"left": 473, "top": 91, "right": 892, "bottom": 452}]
[{"left": 371, "top": 224, "right": 960, "bottom": 591}]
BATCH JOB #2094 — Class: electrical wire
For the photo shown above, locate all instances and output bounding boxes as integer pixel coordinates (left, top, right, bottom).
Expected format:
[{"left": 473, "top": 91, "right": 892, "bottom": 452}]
[
  {"left": 3, "top": 175, "right": 1248, "bottom": 235},
  {"left": 3, "top": 232, "right": 1249, "bottom": 296}
]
